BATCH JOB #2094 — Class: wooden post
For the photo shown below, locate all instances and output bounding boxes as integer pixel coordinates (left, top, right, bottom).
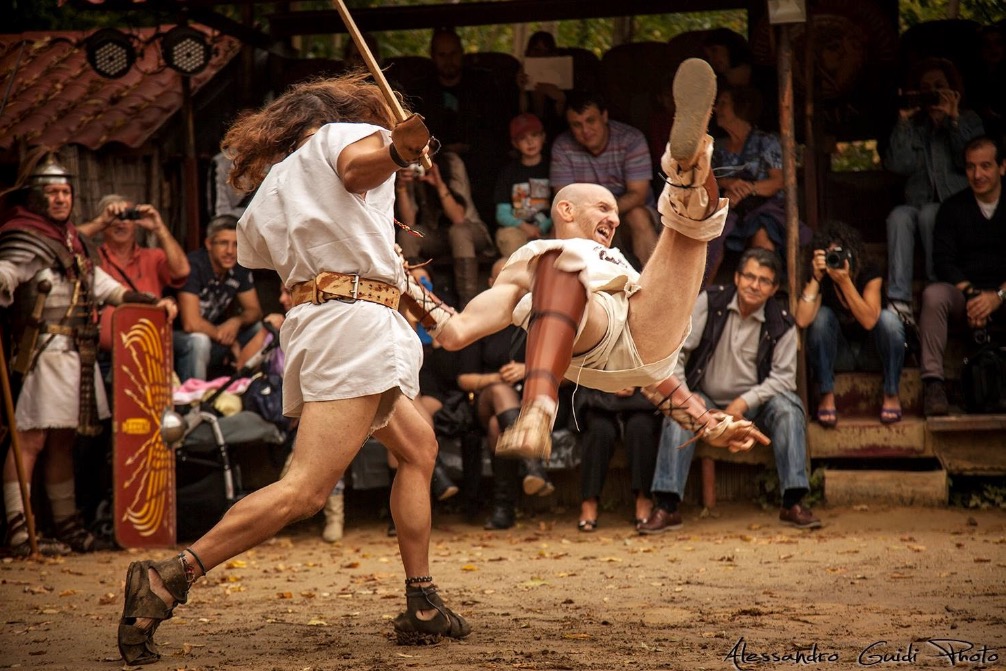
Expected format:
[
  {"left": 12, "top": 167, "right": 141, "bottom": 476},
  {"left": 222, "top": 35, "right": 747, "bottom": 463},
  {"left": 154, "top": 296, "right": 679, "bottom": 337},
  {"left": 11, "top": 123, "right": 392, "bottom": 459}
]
[{"left": 777, "top": 25, "right": 799, "bottom": 316}]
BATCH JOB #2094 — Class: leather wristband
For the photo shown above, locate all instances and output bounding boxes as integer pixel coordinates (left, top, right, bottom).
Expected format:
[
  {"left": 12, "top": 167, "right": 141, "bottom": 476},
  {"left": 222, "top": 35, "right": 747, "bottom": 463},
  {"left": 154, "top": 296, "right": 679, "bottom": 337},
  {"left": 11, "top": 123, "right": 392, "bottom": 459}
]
[{"left": 389, "top": 143, "right": 411, "bottom": 168}]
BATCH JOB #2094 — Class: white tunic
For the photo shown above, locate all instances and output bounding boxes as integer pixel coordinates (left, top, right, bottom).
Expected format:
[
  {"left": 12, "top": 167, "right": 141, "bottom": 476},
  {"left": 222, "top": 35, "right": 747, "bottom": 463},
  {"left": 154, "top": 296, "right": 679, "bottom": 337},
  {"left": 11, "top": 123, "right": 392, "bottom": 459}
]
[
  {"left": 0, "top": 258, "right": 125, "bottom": 430},
  {"left": 504, "top": 238, "right": 687, "bottom": 392},
  {"left": 237, "top": 122, "right": 421, "bottom": 418}
]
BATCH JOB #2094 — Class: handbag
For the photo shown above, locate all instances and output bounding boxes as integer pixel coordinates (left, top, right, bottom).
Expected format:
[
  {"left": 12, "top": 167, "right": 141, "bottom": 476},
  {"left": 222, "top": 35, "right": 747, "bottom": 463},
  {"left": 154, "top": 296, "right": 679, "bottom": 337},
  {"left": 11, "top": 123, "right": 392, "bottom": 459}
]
[
  {"left": 433, "top": 390, "right": 477, "bottom": 438},
  {"left": 961, "top": 334, "right": 1006, "bottom": 414},
  {"left": 242, "top": 372, "right": 289, "bottom": 430}
]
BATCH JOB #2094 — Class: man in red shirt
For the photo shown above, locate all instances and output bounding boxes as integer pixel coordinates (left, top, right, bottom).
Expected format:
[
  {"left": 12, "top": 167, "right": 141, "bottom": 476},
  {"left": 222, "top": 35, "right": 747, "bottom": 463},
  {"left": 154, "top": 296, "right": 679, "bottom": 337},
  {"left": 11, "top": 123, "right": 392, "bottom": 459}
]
[{"left": 78, "top": 195, "right": 186, "bottom": 349}]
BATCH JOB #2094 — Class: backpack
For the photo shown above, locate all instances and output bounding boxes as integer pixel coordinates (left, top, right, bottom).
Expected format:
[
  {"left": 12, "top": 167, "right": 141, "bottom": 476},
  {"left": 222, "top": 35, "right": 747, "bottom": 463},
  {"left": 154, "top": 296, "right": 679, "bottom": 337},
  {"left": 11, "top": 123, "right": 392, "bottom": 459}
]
[{"left": 961, "top": 342, "right": 1006, "bottom": 413}]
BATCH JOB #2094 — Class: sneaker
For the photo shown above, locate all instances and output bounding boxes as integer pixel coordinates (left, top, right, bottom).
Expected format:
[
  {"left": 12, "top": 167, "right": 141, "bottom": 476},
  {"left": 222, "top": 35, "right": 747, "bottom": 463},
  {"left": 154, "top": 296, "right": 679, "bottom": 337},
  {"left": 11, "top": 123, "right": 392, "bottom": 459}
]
[
  {"left": 636, "top": 507, "right": 683, "bottom": 535},
  {"left": 779, "top": 504, "right": 822, "bottom": 529},
  {"left": 923, "top": 379, "right": 949, "bottom": 417},
  {"left": 522, "top": 460, "right": 555, "bottom": 497},
  {"left": 431, "top": 463, "right": 459, "bottom": 502}
]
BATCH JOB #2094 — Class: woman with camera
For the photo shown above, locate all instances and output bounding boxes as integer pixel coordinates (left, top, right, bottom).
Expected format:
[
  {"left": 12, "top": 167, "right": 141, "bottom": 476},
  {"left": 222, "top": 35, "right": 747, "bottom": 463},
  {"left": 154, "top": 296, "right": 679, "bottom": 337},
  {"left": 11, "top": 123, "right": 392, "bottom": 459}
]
[
  {"left": 883, "top": 57, "right": 984, "bottom": 322},
  {"left": 795, "top": 221, "right": 906, "bottom": 426},
  {"left": 394, "top": 152, "right": 494, "bottom": 307}
]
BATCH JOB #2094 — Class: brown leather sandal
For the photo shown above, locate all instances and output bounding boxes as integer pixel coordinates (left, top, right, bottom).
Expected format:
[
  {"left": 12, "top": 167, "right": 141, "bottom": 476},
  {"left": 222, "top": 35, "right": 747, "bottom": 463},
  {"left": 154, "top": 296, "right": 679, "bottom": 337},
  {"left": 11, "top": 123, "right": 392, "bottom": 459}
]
[
  {"left": 392, "top": 583, "right": 471, "bottom": 645},
  {"left": 117, "top": 557, "right": 190, "bottom": 664}
]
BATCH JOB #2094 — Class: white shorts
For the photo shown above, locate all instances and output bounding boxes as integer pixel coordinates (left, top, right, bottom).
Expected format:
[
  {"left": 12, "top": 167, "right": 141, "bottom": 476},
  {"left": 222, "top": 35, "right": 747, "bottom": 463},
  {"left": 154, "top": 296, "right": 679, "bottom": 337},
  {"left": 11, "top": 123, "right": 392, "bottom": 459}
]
[{"left": 566, "top": 290, "right": 687, "bottom": 393}]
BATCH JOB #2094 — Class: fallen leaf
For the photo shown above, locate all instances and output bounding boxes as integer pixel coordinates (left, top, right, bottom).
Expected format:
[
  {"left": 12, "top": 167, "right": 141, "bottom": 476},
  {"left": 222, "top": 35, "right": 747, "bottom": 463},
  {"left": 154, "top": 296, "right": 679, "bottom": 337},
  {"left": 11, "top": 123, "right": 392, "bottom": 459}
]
[
  {"left": 276, "top": 592, "right": 294, "bottom": 599},
  {"left": 306, "top": 618, "right": 328, "bottom": 626},
  {"left": 225, "top": 560, "right": 247, "bottom": 569},
  {"left": 59, "top": 589, "right": 77, "bottom": 597},
  {"left": 98, "top": 593, "right": 116, "bottom": 605},
  {"left": 461, "top": 564, "right": 478, "bottom": 572},
  {"left": 599, "top": 557, "right": 623, "bottom": 563},
  {"left": 562, "top": 633, "right": 592, "bottom": 640}
]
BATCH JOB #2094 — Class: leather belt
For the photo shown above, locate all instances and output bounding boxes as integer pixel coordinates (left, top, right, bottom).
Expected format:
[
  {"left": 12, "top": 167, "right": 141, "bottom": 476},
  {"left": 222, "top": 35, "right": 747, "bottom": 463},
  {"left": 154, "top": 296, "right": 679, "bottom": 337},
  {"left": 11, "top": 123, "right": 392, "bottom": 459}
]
[
  {"left": 291, "top": 271, "right": 400, "bottom": 310},
  {"left": 42, "top": 324, "right": 76, "bottom": 337}
]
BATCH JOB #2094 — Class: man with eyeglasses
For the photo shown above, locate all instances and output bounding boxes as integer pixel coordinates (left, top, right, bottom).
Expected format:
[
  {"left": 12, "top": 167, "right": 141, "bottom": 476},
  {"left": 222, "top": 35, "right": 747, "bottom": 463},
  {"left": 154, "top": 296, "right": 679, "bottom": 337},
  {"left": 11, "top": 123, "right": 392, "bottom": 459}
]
[
  {"left": 174, "top": 214, "right": 262, "bottom": 381},
  {"left": 639, "top": 247, "right": 821, "bottom": 533}
]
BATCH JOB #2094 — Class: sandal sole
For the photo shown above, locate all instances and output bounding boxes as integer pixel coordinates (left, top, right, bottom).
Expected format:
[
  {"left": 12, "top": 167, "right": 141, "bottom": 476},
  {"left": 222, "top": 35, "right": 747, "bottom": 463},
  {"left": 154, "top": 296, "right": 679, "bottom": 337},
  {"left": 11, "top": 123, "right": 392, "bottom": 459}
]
[
  {"left": 119, "top": 561, "right": 161, "bottom": 665},
  {"left": 670, "top": 58, "right": 717, "bottom": 162}
]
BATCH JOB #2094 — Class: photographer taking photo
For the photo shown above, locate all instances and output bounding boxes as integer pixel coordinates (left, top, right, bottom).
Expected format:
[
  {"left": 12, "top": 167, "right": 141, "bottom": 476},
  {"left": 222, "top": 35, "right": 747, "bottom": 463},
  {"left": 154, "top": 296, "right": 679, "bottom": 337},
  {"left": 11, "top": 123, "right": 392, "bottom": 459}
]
[
  {"left": 883, "top": 57, "right": 983, "bottom": 326},
  {"left": 795, "top": 221, "right": 907, "bottom": 426}
]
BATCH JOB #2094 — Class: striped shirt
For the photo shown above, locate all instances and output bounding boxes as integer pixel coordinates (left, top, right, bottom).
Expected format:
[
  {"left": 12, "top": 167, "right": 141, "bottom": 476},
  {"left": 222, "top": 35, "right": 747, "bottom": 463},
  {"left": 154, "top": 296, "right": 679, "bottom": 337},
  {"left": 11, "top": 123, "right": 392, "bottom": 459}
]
[{"left": 550, "top": 119, "right": 655, "bottom": 206}]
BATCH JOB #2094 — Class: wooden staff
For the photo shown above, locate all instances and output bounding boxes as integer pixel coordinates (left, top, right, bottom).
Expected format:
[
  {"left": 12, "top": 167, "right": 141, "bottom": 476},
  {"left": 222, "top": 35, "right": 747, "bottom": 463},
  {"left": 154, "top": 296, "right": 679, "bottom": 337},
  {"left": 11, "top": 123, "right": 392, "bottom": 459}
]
[
  {"left": 331, "top": 0, "right": 433, "bottom": 170},
  {"left": 0, "top": 326, "right": 39, "bottom": 558}
]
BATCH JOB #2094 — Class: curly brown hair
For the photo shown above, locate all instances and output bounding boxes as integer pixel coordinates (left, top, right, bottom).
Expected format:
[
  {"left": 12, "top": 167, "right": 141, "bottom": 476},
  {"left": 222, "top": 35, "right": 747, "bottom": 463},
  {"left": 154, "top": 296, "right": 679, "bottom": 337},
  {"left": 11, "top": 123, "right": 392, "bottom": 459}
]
[{"left": 223, "top": 72, "right": 403, "bottom": 192}]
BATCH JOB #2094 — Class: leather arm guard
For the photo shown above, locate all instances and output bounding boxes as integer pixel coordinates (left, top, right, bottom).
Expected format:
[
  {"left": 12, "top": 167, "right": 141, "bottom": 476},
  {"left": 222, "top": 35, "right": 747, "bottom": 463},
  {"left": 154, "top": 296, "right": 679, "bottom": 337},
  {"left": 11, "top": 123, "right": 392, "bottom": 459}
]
[{"left": 401, "top": 273, "right": 456, "bottom": 338}]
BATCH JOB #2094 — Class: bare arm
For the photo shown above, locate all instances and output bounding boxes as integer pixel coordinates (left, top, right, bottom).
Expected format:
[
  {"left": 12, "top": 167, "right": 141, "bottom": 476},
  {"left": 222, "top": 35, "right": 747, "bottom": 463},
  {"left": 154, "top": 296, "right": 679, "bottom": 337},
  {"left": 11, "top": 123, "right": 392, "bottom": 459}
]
[
  {"left": 137, "top": 205, "right": 189, "bottom": 281},
  {"left": 337, "top": 132, "right": 402, "bottom": 195},
  {"left": 234, "top": 288, "right": 264, "bottom": 327},
  {"left": 436, "top": 275, "right": 527, "bottom": 352},
  {"left": 178, "top": 291, "right": 218, "bottom": 336},
  {"left": 839, "top": 276, "right": 882, "bottom": 331}
]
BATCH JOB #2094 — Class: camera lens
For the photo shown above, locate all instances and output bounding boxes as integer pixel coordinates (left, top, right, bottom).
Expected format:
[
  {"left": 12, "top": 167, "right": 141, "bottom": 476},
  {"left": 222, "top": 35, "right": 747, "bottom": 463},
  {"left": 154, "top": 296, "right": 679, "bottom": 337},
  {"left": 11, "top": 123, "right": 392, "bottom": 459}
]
[{"left": 825, "top": 249, "right": 846, "bottom": 269}]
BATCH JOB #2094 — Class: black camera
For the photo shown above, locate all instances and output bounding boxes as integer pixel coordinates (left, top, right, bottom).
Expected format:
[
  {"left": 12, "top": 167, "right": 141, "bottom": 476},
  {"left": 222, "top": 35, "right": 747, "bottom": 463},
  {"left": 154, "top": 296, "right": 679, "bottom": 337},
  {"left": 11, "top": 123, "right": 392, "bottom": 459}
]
[
  {"left": 118, "top": 208, "right": 142, "bottom": 220},
  {"left": 897, "top": 90, "right": 941, "bottom": 110},
  {"left": 825, "top": 247, "right": 852, "bottom": 270}
]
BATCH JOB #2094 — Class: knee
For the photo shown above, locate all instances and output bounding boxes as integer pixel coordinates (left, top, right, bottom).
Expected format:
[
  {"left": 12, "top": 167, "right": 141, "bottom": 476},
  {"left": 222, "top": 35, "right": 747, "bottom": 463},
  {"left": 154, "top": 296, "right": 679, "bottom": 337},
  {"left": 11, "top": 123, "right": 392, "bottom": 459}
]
[
  {"left": 886, "top": 205, "right": 915, "bottom": 231},
  {"left": 875, "top": 309, "right": 904, "bottom": 339},
  {"left": 807, "top": 307, "right": 836, "bottom": 340},
  {"left": 188, "top": 333, "right": 212, "bottom": 357}
]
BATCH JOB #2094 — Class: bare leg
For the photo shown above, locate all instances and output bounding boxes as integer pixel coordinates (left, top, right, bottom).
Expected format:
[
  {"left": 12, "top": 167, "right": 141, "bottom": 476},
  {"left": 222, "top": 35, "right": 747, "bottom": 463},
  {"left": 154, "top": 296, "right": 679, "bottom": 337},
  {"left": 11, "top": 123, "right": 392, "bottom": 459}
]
[
  {"left": 128, "top": 395, "right": 381, "bottom": 632},
  {"left": 373, "top": 397, "right": 436, "bottom": 582},
  {"left": 631, "top": 59, "right": 724, "bottom": 364}
]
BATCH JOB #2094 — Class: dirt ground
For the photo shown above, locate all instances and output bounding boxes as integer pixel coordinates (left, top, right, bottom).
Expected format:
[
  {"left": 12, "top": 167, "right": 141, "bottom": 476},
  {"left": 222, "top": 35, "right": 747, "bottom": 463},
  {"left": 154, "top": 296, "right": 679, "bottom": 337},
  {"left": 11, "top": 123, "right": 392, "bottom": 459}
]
[{"left": 1, "top": 503, "right": 1004, "bottom": 671}]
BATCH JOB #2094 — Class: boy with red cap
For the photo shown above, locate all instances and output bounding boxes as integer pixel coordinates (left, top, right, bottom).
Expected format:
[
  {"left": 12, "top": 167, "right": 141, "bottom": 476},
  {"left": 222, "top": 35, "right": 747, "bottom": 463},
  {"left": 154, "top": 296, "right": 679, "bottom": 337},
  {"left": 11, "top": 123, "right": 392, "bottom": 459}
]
[{"left": 494, "top": 113, "right": 553, "bottom": 257}]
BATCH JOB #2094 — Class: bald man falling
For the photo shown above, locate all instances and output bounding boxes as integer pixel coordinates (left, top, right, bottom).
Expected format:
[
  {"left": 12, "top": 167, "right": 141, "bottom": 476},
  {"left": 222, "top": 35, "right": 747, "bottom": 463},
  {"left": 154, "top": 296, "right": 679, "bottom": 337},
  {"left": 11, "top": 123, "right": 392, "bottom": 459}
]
[{"left": 405, "top": 59, "right": 767, "bottom": 458}]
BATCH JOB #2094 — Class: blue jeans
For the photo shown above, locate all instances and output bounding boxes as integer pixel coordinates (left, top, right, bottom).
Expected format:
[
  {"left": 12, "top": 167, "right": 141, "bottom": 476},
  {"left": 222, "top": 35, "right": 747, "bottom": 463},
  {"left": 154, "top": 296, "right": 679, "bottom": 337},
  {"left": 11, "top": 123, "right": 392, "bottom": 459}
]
[
  {"left": 173, "top": 322, "right": 262, "bottom": 381},
  {"left": 650, "top": 390, "right": 809, "bottom": 497},
  {"left": 886, "top": 203, "right": 939, "bottom": 302},
  {"left": 806, "top": 306, "right": 906, "bottom": 396}
]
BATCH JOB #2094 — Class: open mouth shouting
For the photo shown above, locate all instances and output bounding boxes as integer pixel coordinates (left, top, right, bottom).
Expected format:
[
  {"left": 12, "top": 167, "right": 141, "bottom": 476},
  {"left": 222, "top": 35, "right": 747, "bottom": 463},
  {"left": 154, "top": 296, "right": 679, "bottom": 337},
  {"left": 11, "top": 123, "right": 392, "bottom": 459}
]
[{"left": 594, "top": 223, "right": 614, "bottom": 246}]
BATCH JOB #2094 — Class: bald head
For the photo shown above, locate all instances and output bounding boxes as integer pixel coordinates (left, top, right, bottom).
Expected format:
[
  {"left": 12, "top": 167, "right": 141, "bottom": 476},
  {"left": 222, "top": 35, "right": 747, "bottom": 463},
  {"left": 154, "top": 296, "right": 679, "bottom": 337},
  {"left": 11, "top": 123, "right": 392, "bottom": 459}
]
[{"left": 551, "top": 183, "right": 619, "bottom": 247}]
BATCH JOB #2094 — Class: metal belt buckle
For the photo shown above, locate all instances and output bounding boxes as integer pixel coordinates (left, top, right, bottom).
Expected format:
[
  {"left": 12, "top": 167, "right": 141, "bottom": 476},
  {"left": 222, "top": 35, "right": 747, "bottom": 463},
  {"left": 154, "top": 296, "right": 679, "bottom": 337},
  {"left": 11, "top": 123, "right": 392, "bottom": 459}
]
[{"left": 337, "top": 274, "right": 360, "bottom": 304}]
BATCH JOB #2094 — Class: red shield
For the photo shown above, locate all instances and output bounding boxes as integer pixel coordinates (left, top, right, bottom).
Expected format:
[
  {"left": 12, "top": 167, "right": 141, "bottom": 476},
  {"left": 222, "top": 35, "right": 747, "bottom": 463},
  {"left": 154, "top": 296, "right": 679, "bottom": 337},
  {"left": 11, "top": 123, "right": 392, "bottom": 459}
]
[{"left": 112, "top": 304, "right": 176, "bottom": 548}]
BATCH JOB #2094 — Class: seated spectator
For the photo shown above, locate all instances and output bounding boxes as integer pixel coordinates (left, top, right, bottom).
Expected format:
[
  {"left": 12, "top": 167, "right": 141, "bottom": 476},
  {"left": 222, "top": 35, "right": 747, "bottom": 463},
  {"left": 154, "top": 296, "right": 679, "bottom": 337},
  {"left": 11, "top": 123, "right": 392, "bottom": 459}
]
[
  {"left": 884, "top": 57, "right": 984, "bottom": 322},
  {"left": 518, "top": 30, "right": 568, "bottom": 140},
  {"left": 395, "top": 153, "right": 494, "bottom": 307},
  {"left": 77, "top": 194, "right": 187, "bottom": 352},
  {"left": 456, "top": 259, "right": 553, "bottom": 530},
  {"left": 551, "top": 89, "right": 658, "bottom": 266},
  {"left": 795, "top": 221, "right": 906, "bottom": 425},
  {"left": 704, "top": 85, "right": 808, "bottom": 286},
  {"left": 702, "top": 28, "right": 753, "bottom": 89},
  {"left": 640, "top": 249, "right": 820, "bottom": 533},
  {"left": 174, "top": 215, "right": 263, "bottom": 381},
  {"left": 413, "top": 27, "right": 515, "bottom": 225},
  {"left": 494, "top": 113, "right": 553, "bottom": 257},
  {"left": 919, "top": 135, "right": 1006, "bottom": 416},
  {"left": 575, "top": 387, "right": 660, "bottom": 533}
]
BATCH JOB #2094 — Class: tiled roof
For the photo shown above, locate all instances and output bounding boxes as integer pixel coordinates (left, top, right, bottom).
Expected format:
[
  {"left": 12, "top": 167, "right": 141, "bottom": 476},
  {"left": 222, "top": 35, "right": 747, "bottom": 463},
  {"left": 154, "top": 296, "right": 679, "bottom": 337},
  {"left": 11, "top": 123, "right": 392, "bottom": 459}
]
[{"left": 0, "top": 25, "right": 240, "bottom": 151}]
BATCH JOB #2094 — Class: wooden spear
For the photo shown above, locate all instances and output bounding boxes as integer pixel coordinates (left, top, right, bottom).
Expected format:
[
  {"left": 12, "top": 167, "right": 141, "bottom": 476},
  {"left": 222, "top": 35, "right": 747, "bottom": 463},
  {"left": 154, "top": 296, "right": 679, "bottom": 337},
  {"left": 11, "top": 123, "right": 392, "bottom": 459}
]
[
  {"left": 331, "top": 0, "right": 433, "bottom": 170},
  {"left": 0, "top": 327, "right": 40, "bottom": 558}
]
